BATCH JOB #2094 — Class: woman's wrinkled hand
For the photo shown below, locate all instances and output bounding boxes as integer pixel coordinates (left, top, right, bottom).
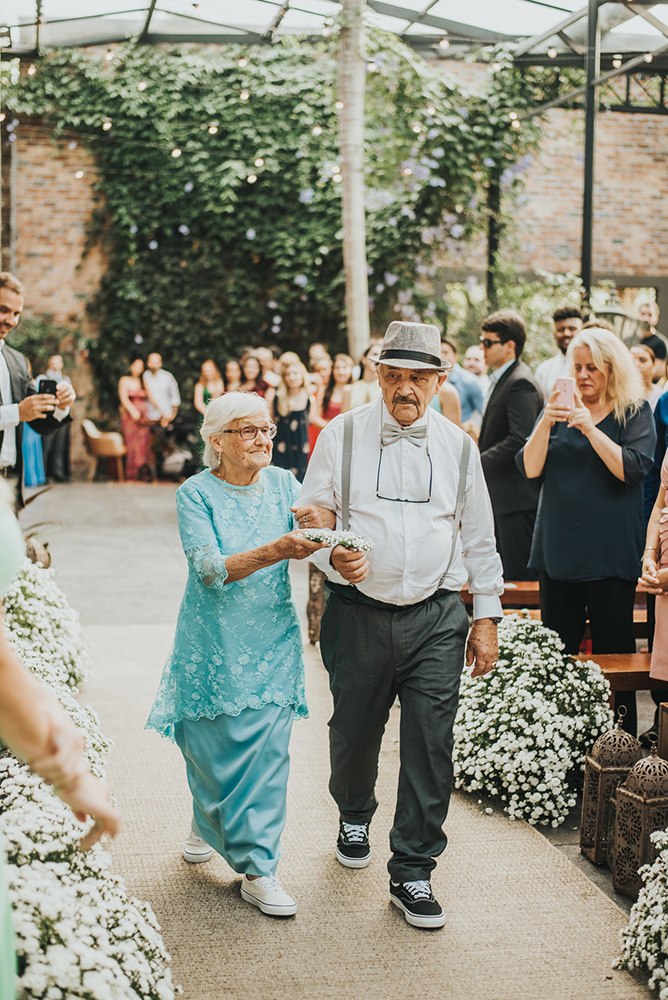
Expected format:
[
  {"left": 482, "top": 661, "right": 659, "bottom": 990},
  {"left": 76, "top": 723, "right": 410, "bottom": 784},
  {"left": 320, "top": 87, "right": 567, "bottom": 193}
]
[
  {"left": 28, "top": 714, "right": 88, "bottom": 790},
  {"left": 275, "top": 530, "right": 329, "bottom": 562},
  {"left": 290, "top": 504, "right": 336, "bottom": 530}
]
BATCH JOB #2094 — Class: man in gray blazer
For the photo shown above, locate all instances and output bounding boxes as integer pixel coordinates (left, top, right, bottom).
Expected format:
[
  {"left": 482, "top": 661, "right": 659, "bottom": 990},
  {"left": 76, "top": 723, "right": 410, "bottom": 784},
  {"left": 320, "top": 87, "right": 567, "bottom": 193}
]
[
  {"left": 0, "top": 273, "right": 75, "bottom": 508},
  {"left": 478, "top": 310, "right": 542, "bottom": 581}
]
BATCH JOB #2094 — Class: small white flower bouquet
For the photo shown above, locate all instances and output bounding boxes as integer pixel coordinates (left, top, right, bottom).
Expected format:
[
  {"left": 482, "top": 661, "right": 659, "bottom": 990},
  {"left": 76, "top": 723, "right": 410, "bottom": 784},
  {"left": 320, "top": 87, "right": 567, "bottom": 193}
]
[
  {"left": 616, "top": 828, "right": 668, "bottom": 996},
  {"left": 453, "top": 613, "right": 613, "bottom": 827},
  {"left": 300, "top": 528, "right": 374, "bottom": 552}
]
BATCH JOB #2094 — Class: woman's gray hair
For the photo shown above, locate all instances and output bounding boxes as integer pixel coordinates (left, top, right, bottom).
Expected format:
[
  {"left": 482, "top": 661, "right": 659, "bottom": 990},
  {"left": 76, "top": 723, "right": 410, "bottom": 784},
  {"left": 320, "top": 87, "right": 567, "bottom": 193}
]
[{"left": 200, "top": 392, "right": 271, "bottom": 469}]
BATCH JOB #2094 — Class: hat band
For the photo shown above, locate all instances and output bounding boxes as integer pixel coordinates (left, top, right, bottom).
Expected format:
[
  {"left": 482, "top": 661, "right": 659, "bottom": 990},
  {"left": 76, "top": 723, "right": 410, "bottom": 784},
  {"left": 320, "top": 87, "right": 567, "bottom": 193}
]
[{"left": 379, "top": 349, "right": 443, "bottom": 367}]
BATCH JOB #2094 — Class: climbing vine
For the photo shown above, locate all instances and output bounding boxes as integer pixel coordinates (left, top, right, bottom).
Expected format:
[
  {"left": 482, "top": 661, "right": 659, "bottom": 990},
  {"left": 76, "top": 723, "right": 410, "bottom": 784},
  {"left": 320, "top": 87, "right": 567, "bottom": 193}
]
[{"left": 6, "top": 30, "right": 554, "bottom": 413}]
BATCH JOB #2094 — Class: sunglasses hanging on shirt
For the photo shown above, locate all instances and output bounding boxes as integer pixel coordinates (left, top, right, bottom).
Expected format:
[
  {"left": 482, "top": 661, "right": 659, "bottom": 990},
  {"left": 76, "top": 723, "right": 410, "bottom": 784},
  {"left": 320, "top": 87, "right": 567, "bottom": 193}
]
[{"left": 376, "top": 410, "right": 433, "bottom": 504}]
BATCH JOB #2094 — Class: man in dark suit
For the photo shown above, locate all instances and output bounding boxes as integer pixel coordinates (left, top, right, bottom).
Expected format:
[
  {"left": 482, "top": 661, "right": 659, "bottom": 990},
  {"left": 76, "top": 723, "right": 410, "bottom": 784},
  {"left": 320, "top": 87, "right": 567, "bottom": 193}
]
[
  {"left": 0, "top": 272, "right": 75, "bottom": 508},
  {"left": 478, "top": 309, "right": 542, "bottom": 581}
]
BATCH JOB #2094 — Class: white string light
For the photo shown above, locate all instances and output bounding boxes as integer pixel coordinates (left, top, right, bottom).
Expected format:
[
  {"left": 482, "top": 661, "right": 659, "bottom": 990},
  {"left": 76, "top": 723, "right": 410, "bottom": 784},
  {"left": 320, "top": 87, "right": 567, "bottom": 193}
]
[
  {"left": 509, "top": 112, "right": 518, "bottom": 120},
  {"left": 171, "top": 148, "right": 182, "bottom": 157},
  {"left": 208, "top": 125, "right": 218, "bottom": 134},
  {"left": 105, "top": 49, "right": 114, "bottom": 61},
  {"left": 254, "top": 157, "right": 264, "bottom": 166},
  {"left": 27, "top": 64, "right": 36, "bottom": 75},
  {"left": 612, "top": 54, "right": 622, "bottom": 68},
  {"left": 412, "top": 125, "right": 421, "bottom": 133},
  {"left": 137, "top": 81, "right": 147, "bottom": 91},
  {"left": 312, "top": 125, "right": 322, "bottom": 135},
  {"left": 402, "top": 167, "right": 412, "bottom": 175},
  {"left": 511, "top": 120, "right": 521, "bottom": 130},
  {"left": 331, "top": 164, "right": 340, "bottom": 173},
  {"left": 438, "top": 38, "right": 449, "bottom": 50},
  {"left": 644, "top": 53, "right": 653, "bottom": 63},
  {"left": 492, "top": 62, "right": 501, "bottom": 72},
  {"left": 238, "top": 57, "right": 248, "bottom": 67},
  {"left": 547, "top": 47, "right": 557, "bottom": 58},
  {"left": 333, "top": 174, "right": 342, "bottom": 183},
  {"left": 335, "top": 100, "right": 344, "bottom": 109},
  {"left": 102, "top": 121, "right": 112, "bottom": 131},
  {"left": 247, "top": 173, "right": 257, "bottom": 183},
  {"left": 75, "top": 170, "right": 84, "bottom": 178},
  {"left": 426, "top": 105, "right": 435, "bottom": 114},
  {"left": 240, "top": 90, "right": 249, "bottom": 101},
  {"left": 0, "top": 114, "right": 5, "bottom": 123}
]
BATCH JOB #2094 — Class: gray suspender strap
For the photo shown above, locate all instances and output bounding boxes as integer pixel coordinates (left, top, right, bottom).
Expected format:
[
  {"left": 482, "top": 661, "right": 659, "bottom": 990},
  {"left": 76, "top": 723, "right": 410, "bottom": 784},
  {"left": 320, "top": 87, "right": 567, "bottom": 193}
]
[
  {"left": 341, "top": 409, "right": 354, "bottom": 532},
  {"left": 439, "top": 433, "right": 471, "bottom": 586}
]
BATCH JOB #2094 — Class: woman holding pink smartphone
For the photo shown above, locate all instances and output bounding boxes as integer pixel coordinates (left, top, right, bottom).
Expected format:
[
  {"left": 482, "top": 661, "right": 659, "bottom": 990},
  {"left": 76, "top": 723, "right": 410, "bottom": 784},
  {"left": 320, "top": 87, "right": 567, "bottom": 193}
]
[{"left": 517, "top": 328, "right": 656, "bottom": 735}]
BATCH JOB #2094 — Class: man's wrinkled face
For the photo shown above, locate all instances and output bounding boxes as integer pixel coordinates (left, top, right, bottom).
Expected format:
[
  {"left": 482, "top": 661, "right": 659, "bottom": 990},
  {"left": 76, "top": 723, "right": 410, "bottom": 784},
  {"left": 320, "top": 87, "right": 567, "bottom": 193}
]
[
  {"left": 0, "top": 288, "right": 23, "bottom": 342},
  {"left": 378, "top": 364, "right": 445, "bottom": 425}
]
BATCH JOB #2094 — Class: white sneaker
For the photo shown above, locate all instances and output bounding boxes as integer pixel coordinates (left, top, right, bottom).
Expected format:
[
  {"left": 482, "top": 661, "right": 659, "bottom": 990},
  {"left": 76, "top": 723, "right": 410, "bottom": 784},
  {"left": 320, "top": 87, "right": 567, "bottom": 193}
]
[
  {"left": 240, "top": 875, "right": 297, "bottom": 916},
  {"left": 183, "top": 830, "right": 214, "bottom": 864}
]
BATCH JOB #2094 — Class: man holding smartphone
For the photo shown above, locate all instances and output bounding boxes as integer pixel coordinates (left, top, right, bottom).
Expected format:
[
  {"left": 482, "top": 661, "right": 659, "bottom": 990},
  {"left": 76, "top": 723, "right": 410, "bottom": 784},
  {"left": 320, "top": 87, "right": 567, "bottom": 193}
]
[{"left": 0, "top": 273, "right": 76, "bottom": 507}]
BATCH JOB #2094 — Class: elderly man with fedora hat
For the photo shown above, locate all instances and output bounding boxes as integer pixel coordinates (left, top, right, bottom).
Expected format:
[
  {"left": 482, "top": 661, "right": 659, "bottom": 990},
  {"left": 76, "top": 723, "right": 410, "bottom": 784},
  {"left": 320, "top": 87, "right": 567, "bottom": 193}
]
[{"left": 299, "top": 321, "right": 503, "bottom": 929}]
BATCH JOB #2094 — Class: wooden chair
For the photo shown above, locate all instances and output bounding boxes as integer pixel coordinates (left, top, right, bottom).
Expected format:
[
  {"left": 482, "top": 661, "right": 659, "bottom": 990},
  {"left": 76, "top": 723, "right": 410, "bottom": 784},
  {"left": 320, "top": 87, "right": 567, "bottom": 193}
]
[{"left": 81, "top": 419, "right": 126, "bottom": 483}]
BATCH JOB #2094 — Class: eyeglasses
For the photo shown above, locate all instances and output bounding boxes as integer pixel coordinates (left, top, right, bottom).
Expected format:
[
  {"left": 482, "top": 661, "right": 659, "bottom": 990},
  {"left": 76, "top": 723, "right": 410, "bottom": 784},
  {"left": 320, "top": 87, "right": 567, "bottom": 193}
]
[
  {"left": 480, "top": 337, "right": 502, "bottom": 349},
  {"left": 222, "top": 424, "right": 277, "bottom": 441}
]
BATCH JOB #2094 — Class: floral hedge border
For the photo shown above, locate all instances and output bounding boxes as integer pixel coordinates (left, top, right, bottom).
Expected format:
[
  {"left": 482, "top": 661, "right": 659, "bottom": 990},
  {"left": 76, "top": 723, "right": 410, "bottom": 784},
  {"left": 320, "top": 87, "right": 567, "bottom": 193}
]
[{"left": 0, "top": 559, "right": 175, "bottom": 1000}]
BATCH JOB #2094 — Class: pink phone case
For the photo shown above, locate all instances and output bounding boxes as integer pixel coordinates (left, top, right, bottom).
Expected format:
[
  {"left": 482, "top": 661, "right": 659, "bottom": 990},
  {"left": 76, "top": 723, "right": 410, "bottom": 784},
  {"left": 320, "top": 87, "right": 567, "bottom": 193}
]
[{"left": 554, "top": 376, "right": 575, "bottom": 409}]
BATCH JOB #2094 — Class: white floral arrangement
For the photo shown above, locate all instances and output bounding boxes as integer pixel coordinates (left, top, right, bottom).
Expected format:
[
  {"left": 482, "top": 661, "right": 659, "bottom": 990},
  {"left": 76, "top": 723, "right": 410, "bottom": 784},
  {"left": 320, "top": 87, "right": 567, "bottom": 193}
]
[
  {"left": 0, "top": 559, "right": 175, "bottom": 999},
  {"left": 616, "top": 829, "right": 668, "bottom": 996},
  {"left": 299, "top": 528, "right": 374, "bottom": 552},
  {"left": 453, "top": 614, "right": 613, "bottom": 827}
]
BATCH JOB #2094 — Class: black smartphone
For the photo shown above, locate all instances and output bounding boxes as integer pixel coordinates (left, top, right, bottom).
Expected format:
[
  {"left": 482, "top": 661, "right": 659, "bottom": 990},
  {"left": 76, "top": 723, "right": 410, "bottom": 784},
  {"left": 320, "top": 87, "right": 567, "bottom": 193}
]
[{"left": 39, "top": 379, "right": 58, "bottom": 396}]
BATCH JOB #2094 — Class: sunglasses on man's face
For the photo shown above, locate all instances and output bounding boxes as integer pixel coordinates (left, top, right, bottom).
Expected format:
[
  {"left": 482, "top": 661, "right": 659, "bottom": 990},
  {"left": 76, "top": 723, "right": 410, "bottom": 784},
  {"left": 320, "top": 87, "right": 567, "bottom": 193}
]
[{"left": 480, "top": 337, "right": 502, "bottom": 349}]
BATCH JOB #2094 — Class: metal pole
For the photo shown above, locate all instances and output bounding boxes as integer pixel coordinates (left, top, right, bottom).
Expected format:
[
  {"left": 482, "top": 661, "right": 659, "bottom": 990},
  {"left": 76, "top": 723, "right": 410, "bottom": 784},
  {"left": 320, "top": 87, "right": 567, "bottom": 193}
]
[
  {"left": 581, "top": 0, "right": 600, "bottom": 302},
  {"left": 486, "top": 172, "right": 500, "bottom": 308},
  {"left": 338, "top": 0, "right": 370, "bottom": 360}
]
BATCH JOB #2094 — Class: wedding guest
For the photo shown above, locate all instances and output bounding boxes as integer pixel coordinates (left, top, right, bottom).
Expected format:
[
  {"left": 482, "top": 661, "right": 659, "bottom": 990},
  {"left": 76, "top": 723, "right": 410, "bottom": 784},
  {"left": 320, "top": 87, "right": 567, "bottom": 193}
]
[
  {"left": 118, "top": 359, "right": 154, "bottom": 481},
  {"left": 256, "top": 346, "right": 281, "bottom": 389},
  {"left": 478, "top": 310, "right": 543, "bottom": 580},
  {"left": 631, "top": 344, "right": 665, "bottom": 411},
  {"left": 463, "top": 345, "right": 490, "bottom": 396},
  {"left": 639, "top": 451, "right": 668, "bottom": 739},
  {"left": 194, "top": 360, "right": 225, "bottom": 417},
  {"left": 273, "top": 358, "right": 312, "bottom": 482},
  {"left": 534, "top": 307, "right": 583, "bottom": 401},
  {"left": 223, "top": 359, "right": 242, "bottom": 392},
  {"left": 36, "top": 355, "right": 72, "bottom": 483},
  {"left": 342, "top": 342, "right": 383, "bottom": 412},
  {"left": 145, "top": 393, "right": 332, "bottom": 917},
  {"left": 239, "top": 354, "right": 275, "bottom": 407},
  {"left": 519, "top": 327, "right": 656, "bottom": 735},
  {"left": 143, "top": 353, "right": 181, "bottom": 428},
  {"left": 436, "top": 340, "right": 483, "bottom": 422},
  {"left": 23, "top": 360, "right": 46, "bottom": 487},
  {"left": 0, "top": 273, "right": 75, "bottom": 510},
  {"left": 0, "top": 484, "right": 120, "bottom": 997},
  {"left": 638, "top": 302, "right": 668, "bottom": 381},
  {"left": 312, "top": 354, "right": 354, "bottom": 428}
]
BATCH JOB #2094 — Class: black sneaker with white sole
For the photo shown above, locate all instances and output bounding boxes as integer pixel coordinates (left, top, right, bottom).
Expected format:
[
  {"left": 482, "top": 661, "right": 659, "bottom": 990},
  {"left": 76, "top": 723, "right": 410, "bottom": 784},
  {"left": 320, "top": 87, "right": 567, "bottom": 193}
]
[
  {"left": 336, "top": 821, "right": 371, "bottom": 868},
  {"left": 389, "top": 879, "right": 445, "bottom": 928}
]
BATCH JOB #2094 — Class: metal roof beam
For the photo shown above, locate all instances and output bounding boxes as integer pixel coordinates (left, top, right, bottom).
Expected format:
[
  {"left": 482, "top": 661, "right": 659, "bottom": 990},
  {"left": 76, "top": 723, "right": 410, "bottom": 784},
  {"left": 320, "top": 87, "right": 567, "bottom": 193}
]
[
  {"left": 262, "top": 2, "right": 289, "bottom": 40},
  {"left": 626, "top": 2, "right": 668, "bottom": 39},
  {"left": 138, "top": 0, "right": 158, "bottom": 41},
  {"left": 513, "top": 4, "right": 588, "bottom": 57},
  {"left": 366, "top": 1, "right": 517, "bottom": 41}
]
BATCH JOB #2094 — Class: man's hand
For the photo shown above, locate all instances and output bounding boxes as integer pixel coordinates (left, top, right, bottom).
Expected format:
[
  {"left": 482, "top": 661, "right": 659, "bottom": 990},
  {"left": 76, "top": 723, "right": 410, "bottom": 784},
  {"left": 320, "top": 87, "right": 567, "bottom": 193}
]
[
  {"left": 18, "top": 394, "right": 57, "bottom": 421},
  {"left": 331, "top": 544, "right": 369, "bottom": 584},
  {"left": 291, "top": 504, "right": 336, "bottom": 530},
  {"left": 55, "top": 383, "right": 76, "bottom": 408},
  {"left": 466, "top": 618, "right": 498, "bottom": 678}
]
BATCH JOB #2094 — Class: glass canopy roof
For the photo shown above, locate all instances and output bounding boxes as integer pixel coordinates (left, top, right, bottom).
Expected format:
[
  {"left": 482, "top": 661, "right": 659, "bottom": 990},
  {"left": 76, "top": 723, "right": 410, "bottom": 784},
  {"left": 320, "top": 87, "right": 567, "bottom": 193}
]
[{"left": 2, "top": 0, "right": 668, "bottom": 61}]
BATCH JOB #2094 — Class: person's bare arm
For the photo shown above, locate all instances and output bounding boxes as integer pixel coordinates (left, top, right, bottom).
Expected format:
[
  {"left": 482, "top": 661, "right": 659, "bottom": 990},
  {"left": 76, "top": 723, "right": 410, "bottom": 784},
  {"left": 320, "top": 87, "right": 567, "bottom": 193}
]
[
  {"left": 522, "top": 388, "right": 569, "bottom": 479},
  {"left": 118, "top": 377, "right": 142, "bottom": 421},
  {"left": 193, "top": 382, "right": 207, "bottom": 416},
  {"left": 224, "top": 531, "right": 327, "bottom": 584},
  {"left": 340, "top": 385, "right": 353, "bottom": 414},
  {"left": 438, "top": 384, "right": 462, "bottom": 427},
  {"left": 641, "top": 484, "right": 665, "bottom": 591}
]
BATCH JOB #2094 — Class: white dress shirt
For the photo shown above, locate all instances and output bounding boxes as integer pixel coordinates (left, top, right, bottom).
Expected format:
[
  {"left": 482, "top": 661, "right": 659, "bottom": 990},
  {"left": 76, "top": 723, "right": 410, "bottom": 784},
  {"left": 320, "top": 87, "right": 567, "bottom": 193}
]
[
  {"left": 0, "top": 342, "right": 70, "bottom": 468},
  {"left": 299, "top": 397, "right": 503, "bottom": 619},
  {"left": 534, "top": 353, "right": 569, "bottom": 402},
  {"left": 482, "top": 358, "right": 515, "bottom": 415},
  {"left": 143, "top": 369, "right": 181, "bottom": 421},
  {"left": 0, "top": 341, "right": 21, "bottom": 468}
]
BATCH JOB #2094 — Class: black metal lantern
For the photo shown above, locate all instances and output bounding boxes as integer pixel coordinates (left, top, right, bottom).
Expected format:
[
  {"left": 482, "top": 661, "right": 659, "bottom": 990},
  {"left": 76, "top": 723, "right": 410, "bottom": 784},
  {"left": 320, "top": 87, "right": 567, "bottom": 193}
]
[
  {"left": 580, "top": 710, "right": 642, "bottom": 865},
  {"left": 611, "top": 747, "right": 668, "bottom": 900}
]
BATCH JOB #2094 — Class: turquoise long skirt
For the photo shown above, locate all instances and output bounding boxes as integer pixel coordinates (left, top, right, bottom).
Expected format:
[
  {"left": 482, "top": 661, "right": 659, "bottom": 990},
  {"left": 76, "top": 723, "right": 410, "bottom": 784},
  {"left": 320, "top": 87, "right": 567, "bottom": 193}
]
[{"left": 174, "top": 704, "right": 294, "bottom": 878}]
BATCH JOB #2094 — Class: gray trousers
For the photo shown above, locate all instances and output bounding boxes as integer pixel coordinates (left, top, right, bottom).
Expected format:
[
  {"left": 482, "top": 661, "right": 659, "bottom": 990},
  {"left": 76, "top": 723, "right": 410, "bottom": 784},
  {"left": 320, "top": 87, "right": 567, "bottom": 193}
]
[{"left": 319, "top": 588, "right": 469, "bottom": 883}]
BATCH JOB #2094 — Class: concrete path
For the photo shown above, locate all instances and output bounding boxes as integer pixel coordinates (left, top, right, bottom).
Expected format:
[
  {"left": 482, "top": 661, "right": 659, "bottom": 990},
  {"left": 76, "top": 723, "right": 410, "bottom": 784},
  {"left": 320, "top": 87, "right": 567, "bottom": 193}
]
[{"left": 22, "top": 484, "right": 651, "bottom": 1000}]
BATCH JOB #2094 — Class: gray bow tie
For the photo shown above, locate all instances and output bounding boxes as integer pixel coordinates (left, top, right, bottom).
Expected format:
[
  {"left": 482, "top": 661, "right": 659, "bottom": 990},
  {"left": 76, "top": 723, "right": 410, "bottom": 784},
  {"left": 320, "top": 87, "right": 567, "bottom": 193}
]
[{"left": 380, "top": 423, "right": 427, "bottom": 448}]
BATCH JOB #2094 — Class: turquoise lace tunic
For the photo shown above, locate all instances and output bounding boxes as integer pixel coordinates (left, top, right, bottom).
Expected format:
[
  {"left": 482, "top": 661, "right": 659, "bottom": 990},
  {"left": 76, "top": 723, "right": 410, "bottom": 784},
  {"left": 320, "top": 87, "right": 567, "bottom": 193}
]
[{"left": 146, "top": 467, "right": 308, "bottom": 740}]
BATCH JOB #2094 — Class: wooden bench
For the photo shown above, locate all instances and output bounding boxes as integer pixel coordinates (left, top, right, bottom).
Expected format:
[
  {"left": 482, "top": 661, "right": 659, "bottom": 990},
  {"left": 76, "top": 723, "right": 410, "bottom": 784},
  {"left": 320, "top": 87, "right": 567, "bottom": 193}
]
[
  {"left": 575, "top": 653, "right": 665, "bottom": 692},
  {"left": 462, "top": 581, "right": 649, "bottom": 638}
]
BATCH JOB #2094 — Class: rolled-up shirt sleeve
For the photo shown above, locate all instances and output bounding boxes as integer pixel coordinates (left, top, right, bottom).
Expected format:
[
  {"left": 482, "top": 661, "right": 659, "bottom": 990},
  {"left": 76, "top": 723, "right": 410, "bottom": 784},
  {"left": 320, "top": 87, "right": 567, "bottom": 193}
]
[
  {"left": 299, "top": 424, "right": 350, "bottom": 584},
  {"left": 0, "top": 404, "right": 20, "bottom": 429},
  {"left": 460, "top": 446, "right": 504, "bottom": 620}
]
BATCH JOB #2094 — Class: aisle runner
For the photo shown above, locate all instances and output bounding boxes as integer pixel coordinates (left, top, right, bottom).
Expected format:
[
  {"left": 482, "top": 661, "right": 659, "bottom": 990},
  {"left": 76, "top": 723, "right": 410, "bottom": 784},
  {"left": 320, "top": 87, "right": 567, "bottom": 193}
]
[{"left": 83, "top": 623, "right": 650, "bottom": 1000}]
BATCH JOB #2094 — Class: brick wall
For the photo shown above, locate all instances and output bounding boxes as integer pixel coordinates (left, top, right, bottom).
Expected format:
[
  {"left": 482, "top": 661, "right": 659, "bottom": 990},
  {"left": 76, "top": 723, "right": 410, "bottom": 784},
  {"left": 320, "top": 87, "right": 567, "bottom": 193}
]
[{"left": 1, "top": 121, "right": 105, "bottom": 473}]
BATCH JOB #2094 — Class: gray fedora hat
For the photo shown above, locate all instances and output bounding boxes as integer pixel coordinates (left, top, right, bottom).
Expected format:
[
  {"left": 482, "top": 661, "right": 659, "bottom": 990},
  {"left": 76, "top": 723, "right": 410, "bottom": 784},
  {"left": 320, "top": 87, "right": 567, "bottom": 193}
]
[{"left": 376, "top": 321, "right": 450, "bottom": 371}]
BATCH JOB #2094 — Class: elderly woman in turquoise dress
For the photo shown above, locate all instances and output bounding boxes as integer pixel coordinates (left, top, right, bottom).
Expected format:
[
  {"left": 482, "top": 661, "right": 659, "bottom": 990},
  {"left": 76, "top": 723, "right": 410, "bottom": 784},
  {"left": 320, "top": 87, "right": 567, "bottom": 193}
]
[
  {"left": 0, "top": 485, "right": 119, "bottom": 999},
  {"left": 146, "top": 393, "right": 332, "bottom": 917}
]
